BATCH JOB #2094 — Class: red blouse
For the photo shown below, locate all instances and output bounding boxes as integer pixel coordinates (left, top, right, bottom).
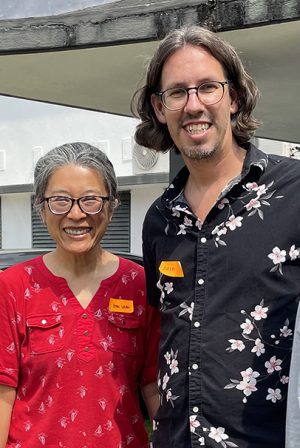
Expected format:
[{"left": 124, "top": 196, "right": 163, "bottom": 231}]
[{"left": 0, "top": 256, "right": 159, "bottom": 448}]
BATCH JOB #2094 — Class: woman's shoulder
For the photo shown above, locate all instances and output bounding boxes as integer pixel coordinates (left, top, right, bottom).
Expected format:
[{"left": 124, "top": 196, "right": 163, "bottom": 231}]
[{"left": 0, "top": 256, "right": 42, "bottom": 285}]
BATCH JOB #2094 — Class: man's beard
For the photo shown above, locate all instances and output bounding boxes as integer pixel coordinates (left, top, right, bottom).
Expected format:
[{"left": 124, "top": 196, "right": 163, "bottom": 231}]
[{"left": 180, "top": 144, "right": 219, "bottom": 160}]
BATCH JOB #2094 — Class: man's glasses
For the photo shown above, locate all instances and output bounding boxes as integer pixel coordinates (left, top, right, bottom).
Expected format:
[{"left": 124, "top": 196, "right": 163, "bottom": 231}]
[
  {"left": 42, "top": 195, "right": 110, "bottom": 215},
  {"left": 156, "top": 80, "right": 229, "bottom": 111}
]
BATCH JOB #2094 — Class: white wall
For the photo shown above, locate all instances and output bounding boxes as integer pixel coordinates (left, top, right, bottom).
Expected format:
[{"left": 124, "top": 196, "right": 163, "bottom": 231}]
[
  {"left": 130, "top": 185, "right": 166, "bottom": 255},
  {"left": 1, "top": 193, "right": 32, "bottom": 249},
  {"left": 0, "top": 96, "right": 170, "bottom": 251}
]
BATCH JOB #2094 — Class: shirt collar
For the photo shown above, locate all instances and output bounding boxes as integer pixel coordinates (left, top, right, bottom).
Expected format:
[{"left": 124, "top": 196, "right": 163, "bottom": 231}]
[{"left": 161, "top": 142, "right": 268, "bottom": 208}]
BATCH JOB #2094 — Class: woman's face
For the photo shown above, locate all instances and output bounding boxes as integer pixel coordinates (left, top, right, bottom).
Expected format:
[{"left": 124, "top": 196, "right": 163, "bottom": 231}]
[{"left": 41, "top": 164, "right": 112, "bottom": 256}]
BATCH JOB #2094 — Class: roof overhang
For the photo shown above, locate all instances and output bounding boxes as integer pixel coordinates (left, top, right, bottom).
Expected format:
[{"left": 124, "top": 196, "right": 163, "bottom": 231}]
[{"left": 0, "top": 1, "right": 299, "bottom": 143}]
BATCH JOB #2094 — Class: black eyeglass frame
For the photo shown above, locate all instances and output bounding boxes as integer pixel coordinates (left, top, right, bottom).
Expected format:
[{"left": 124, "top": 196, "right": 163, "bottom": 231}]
[
  {"left": 156, "top": 80, "right": 230, "bottom": 111},
  {"left": 42, "top": 195, "right": 110, "bottom": 215}
]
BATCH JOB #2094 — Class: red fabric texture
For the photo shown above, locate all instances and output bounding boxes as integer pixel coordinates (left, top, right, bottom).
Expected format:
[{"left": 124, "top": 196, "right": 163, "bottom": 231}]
[{"left": 0, "top": 256, "right": 159, "bottom": 448}]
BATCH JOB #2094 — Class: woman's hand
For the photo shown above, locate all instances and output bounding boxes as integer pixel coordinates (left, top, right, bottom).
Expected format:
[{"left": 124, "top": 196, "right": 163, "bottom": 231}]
[
  {"left": 0, "top": 385, "right": 16, "bottom": 448},
  {"left": 141, "top": 381, "right": 159, "bottom": 421}
]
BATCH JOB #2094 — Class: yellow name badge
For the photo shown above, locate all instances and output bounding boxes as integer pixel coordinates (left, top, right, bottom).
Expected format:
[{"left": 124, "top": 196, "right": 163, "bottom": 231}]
[
  {"left": 159, "top": 261, "right": 184, "bottom": 278},
  {"left": 109, "top": 298, "right": 134, "bottom": 313}
]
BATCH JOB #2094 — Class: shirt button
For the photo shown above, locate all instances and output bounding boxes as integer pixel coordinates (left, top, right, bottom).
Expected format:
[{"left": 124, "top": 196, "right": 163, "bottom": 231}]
[
  {"left": 193, "top": 406, "right": 199, "bottom": 413},
  {"left": 82, "top": 313, "right": 87, "bottom": 319},
  {"left": 84, "top": 330, "right": 89, "bottom": 336},
  {"left": 41, "top": 319, "right": 47, "bottom": 325},
  {"left": 84, "top": 347, "right": 89, "bottom": 352},
  {"left": 200, "top": 237, "right": 207, "bottom": 243},
  {"left": 194, "top": 321, "right": 200, "bottom": 328},
  {"left": 192, "top": 363, "right": 198, "bottom": 370},
  {"left": 198, "top": 278, "right": 204, "bottom": 285}
]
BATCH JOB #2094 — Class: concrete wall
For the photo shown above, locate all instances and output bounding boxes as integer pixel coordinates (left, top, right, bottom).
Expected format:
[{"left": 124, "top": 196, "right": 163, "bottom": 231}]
[{"left": 130, "top": 184, "right": 166, "bottom": 255}]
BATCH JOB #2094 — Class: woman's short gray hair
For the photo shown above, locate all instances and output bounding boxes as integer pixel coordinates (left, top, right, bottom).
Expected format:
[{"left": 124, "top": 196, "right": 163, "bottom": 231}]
[{"left": 34, "top": 142, "right": 118, "bottom": 212}]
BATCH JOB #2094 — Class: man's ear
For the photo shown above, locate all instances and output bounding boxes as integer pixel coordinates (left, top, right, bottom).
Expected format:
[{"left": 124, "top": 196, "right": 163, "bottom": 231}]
[
  {"left": 151, "top": 93, "right": 167, "bottom": 124},
  {"left": 229, "top": 88, "right": 239, "bottom": 115}
]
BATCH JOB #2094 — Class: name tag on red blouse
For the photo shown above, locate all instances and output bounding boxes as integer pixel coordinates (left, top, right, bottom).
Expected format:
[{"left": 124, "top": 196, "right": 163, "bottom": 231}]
[{"left": 109, "top": 298, "right": 134, "bottom": 313}]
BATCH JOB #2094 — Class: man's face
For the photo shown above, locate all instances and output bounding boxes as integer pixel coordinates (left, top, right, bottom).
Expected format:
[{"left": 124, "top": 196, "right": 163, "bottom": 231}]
[{"left": 151, "top": 45, "right": 238, "bottom": 162}]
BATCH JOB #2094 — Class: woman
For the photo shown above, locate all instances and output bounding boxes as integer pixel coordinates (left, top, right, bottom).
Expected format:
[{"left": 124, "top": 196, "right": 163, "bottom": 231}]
[{"left": 0, "top": 142, "right": 159, "bottom": 448}]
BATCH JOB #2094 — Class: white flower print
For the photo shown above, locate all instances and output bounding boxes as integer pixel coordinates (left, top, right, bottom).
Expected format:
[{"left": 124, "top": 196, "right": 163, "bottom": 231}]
[
  {"left": 251, "top": 338, "right": 265, "bottom": 357},
  {"left": 164, "top": 352, "right": 171, "bottom": 365},
  {"left": 228, "top": 339, "right": 245, "bottom": 352},
  {"left": 195, "top": 219, "right": 202, "bottom": 230},
  {"left": 177, "top": 224, "right": 187, "bottom": 235},
  {"left": 58, "top": 417, "right": 68, "bottom": 428},
  {"left": 280, "top": 375, "right": 289, "bottom": 384},
  {"left": 38, "top": 402, "right": 46, "bottom": 414},
  {"left": 6, "top": 342, "right": 16, "bottom": 353},
  {"left": 266, "top": 388, "right": 282, "bottom": 403},
  {"left": 119, "top": 385, "right": 128, "bottom": 396},
  {"left": 38, "top": 433, "right": 47, "bottom": 445},
  {"left": 241, "top": 368, "right": 260, "bottom": 383},
  {"left": 225, "top": 215, "right": 243, "bottom": 231},
  {"left": 268, "top": 247, "right": 286, "bottom": 265},
  {"left": 98, "top": 398, "right": 107, "bottom": 410},
  {"left": 165, "top": 389, "right": 179, "bottom": 406},
  {"left": 217, "top": 198, "right": 229, "bottom": 210},
  {"left": 240, "top": 318, "right": 254, "bottom": 335},
  {"left": 172, "top": 204, "right": 188, "bottom": 217},
  {"left": 184, "top": 216, "right": 193, "bottom": 227},
  {"left": 162, "top": 373, "right": 170, "bottom": 390},
  {"left": 289, "top": 244, "right": 299, "bottom": 260},
  {"left": 190, "top": 415, "right": 201, "bottom": 433},
  {"left": 69, "top": 409, "right": 79, "bottom": 422},
  {"left": 265, "top": 355, "right": 282, "bottom": 374},
  {"left": 164, "top": 282, "right": 173, "bottom": 294},
  {"left": 245, "top": 182, "right": 258, "bottom": 191},
  {"left": 208, "top": 426, "right": 229, "bottom": 443},
  {"left": 66, "top": 349, "right": 75, "bottom": 362},
  {"left": 254, "top": 183, "right": 268, "bottom": 196},
  {"left": 56, "top": 357, "right": 66, "bottom": 369},
  {"left": 94, "top": 425, "right": 103, "bottom": 437},
  {"left": 236, "top": 378, "right": 258, "bottom": 397},
  {"left": 77, "top": 386, "right": 87, "bottom": 398},
  {"left": 170, "top": 358, "right": 179, "bottom": 375},
  {"left": 245, "top": 197, "right": 261, "bottom": 212},
  {"left": 280, "top": 325, "right": 293, "bottom": 338},
  {"left": 250, "top": 304, "right": 268, "bottom": 320},
  {"left": 212, "top": 223, "right": 227, "bottom": 237},
  {"left": 179, "top": 301, "right": 194, "bottom": 320},
  {"left": 24, "top": 420, "right": 32, "bottom": 431}
]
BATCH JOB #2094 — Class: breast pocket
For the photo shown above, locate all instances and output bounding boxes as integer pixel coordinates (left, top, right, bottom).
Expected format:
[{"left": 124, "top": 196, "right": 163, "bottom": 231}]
[
  {"left": 107, "top": 314, "right": 140, "bottom": 356},
  {"left": 26, "top": 314, "right": 64, "bottom": 355}
]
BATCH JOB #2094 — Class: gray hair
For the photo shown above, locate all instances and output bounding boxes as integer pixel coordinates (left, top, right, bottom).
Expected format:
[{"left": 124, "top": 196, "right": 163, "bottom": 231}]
[
  {"left": 131, "top": 26, "right": 260, "bottom": 152},
  {"left": 34, "top": 142, "right": 118, "bottom": 212}
]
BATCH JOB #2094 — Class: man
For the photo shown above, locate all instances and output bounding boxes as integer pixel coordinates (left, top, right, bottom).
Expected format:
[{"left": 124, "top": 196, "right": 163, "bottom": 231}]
[{"left": 131, "top": 26, "right": 300, "bottom": 447}]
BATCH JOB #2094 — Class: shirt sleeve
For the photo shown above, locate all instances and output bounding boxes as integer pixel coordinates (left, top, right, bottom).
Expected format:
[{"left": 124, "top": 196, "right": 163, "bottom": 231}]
[
  {"left": 142, "top": 209, "right": 161, "bottom": 308},
  {"left": 139, "top": 299, "right": 160, "bottom": 387},
  {"left": 0, "top": 270, "right": 23, "bottom": 388}
]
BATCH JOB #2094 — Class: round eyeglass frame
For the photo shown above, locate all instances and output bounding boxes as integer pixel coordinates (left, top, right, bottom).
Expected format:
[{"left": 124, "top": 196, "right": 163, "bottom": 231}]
[
  {"left": 156, "top": 80, "right": 230, "bottom": 111},
  {"left": 42, "top": 195, "right": 110, "bottom": 215}
]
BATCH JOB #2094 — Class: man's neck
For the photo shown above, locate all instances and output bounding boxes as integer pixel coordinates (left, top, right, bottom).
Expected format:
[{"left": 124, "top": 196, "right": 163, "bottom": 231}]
[{"left": 183, "top": 144, "right": 246, "bottom": 222}]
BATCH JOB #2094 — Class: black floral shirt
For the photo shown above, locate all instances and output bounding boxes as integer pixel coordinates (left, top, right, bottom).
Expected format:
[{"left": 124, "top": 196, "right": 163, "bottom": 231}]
[{"left": 143, "top": 143, "right": 300, "bottom": 448}]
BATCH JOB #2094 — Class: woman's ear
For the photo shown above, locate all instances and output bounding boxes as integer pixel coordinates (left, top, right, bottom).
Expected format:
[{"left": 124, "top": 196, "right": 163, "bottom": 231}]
[{"left": 40, "top": 209, "right": 46, "bottom": 225}]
